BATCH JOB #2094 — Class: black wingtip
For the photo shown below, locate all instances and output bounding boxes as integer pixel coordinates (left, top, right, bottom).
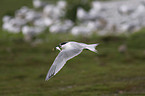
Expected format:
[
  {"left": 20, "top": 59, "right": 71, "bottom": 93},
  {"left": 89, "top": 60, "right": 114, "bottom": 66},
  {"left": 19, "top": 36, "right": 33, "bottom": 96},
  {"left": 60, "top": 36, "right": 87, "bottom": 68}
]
[
  {"left": 45, "top": 78, "right": 50, "bottom": 81},
  {"left": 45, "top": 76, "right": 51, "bottom": 81},
  {"left": 45, "top": 73, "right": 55, "bottom": 81}
]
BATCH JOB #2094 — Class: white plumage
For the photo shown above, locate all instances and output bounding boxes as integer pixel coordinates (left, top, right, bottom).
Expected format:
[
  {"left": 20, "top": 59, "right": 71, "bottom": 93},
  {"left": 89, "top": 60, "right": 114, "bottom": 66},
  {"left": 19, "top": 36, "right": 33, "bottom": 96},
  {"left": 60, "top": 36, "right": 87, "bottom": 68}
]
[{"left": 45, "top": 41, "right": 99, "bottom": 80}]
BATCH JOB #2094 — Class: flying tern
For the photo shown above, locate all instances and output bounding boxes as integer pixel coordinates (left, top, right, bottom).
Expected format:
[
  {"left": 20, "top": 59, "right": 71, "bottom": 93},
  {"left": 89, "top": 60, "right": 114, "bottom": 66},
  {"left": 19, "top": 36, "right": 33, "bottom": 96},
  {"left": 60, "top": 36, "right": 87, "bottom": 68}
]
[{"left": 45, "top": 41, "right": 99, "bottom": 80}]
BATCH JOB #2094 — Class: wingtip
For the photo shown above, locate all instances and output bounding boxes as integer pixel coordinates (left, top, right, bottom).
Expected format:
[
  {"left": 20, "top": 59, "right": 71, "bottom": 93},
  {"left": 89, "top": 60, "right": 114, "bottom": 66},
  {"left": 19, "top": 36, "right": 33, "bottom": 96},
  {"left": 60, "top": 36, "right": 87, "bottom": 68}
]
[
  {"left": 45, "top": 78, "right": 49, "bottom": 81},
  {"left": 45, "top": 76, "right": 51, "bottom": 81},
  {"left": 45, "top": 73, "right": 55, "bottom": 81}
]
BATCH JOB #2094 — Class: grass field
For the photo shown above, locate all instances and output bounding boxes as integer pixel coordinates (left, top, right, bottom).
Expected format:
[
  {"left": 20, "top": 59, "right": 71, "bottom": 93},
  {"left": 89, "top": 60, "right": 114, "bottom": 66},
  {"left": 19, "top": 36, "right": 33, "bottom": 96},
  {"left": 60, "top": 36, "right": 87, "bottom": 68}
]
[
  {"left": 0, "top": 0, "right": 145, "bottom": 96},
  {"left": 0, "top": 30, "right": 145, "bottom": 96}
]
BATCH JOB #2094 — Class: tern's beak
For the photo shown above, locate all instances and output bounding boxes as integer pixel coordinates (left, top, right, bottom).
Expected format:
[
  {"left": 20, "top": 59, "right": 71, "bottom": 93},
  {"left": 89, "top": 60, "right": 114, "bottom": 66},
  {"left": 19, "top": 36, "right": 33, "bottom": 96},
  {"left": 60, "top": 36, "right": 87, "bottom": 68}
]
[{"left": 56, "top": 46, "right": 61, "bottom": 51}]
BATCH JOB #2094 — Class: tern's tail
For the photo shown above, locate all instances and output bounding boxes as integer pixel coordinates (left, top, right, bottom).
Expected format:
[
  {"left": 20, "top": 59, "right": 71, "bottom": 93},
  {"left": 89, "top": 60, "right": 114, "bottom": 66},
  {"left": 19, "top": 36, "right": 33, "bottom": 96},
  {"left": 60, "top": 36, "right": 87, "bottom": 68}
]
[{"left": 85, "top": 43, "right": 99, "bottom": 53}]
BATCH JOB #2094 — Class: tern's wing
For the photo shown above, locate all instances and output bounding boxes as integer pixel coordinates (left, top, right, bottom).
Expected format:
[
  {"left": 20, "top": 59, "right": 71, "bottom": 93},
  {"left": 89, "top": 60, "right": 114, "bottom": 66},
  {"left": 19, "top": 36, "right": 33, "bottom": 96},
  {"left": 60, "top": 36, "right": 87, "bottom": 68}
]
[{"left": 45, "top": 48, "right": 82, "bottom": 81}]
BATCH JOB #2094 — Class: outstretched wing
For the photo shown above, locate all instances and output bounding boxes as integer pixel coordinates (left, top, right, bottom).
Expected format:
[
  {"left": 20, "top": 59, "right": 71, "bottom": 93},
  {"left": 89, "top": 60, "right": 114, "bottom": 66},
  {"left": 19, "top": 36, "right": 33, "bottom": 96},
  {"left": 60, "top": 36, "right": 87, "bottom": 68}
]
[{"left": 45, "top": 48, "right": 82, "bottom": 80}]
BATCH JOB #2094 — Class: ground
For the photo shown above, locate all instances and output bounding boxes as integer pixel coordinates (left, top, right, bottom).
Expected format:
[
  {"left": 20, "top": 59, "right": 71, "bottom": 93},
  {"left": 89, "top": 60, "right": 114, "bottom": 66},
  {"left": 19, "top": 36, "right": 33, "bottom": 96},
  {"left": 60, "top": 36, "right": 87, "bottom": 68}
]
[{"left": 0, "top": 30, "right": 145, "bottom": 96}]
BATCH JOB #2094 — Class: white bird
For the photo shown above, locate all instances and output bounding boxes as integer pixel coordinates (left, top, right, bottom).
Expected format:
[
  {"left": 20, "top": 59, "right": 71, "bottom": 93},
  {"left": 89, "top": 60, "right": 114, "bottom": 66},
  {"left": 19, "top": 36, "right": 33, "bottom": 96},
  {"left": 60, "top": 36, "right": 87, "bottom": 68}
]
[{"left": 45, "top": 41, "right": 99, "bottom": 80}]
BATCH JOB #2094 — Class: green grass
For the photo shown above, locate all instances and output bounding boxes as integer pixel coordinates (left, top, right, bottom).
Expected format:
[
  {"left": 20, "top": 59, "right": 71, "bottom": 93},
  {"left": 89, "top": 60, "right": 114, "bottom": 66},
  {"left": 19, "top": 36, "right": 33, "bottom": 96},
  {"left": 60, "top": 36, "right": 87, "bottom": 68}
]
[{"left": 0, "top": 30, "right": 145, "bottom": 96}]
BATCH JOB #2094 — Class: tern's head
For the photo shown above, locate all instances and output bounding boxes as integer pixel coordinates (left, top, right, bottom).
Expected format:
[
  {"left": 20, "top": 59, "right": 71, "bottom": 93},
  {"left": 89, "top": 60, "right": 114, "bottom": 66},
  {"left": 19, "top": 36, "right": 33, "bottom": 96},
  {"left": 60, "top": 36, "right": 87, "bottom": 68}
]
[{"left": 56, "top": 42, "right": 68, "bottom": 51}]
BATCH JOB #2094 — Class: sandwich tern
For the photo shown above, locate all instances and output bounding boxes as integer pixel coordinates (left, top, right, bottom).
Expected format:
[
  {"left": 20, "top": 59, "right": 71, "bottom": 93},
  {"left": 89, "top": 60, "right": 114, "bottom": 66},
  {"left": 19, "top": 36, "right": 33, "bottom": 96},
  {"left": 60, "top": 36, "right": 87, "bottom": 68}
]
[{"left": 45, "top": 41, "right": 99, "bottom": 80}]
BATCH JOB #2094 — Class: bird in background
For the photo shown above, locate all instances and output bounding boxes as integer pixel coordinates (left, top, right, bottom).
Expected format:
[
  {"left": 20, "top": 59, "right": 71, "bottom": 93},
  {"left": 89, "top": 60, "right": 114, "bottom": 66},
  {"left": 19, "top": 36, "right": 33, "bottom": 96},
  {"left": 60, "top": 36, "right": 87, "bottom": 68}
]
[{"left": 45, "top": 41, "right": 99, "bottom": 81}]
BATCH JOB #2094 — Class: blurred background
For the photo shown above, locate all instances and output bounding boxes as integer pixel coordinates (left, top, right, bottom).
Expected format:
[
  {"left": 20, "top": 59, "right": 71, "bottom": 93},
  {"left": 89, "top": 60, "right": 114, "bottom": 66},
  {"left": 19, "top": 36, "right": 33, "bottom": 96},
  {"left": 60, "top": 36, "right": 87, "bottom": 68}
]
[{"left": 0, "top": 0, "right": 145, "bottom": 95}]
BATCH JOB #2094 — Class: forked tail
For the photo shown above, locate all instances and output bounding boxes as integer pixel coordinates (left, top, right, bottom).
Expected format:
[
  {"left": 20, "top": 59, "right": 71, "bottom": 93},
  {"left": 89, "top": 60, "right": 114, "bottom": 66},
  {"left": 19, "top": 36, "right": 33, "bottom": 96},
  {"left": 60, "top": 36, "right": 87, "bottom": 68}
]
[{"left": 85, "top": 43, "right": 99, "bottom": 53}]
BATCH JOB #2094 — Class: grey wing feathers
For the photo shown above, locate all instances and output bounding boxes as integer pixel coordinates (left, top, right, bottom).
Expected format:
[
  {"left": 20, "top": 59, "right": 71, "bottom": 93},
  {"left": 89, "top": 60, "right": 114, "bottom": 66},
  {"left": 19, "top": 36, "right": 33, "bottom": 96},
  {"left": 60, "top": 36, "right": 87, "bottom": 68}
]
[
  {"left": 63, "top": 48, "right": 82, "bottom": 60},
  {"left": 45, "top": 65, "right": 56, "bottom": 80},
  {"left": 45, "top": 48, "right": 82, "bottom": 81}
]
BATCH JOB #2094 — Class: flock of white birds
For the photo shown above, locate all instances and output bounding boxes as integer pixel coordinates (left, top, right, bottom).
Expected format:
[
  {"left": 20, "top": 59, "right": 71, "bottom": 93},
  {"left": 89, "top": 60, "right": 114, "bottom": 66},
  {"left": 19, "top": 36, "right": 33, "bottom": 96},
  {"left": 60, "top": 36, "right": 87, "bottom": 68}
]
[{"left": 2, "top": 0, "right": 145, "bottom": 37}]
